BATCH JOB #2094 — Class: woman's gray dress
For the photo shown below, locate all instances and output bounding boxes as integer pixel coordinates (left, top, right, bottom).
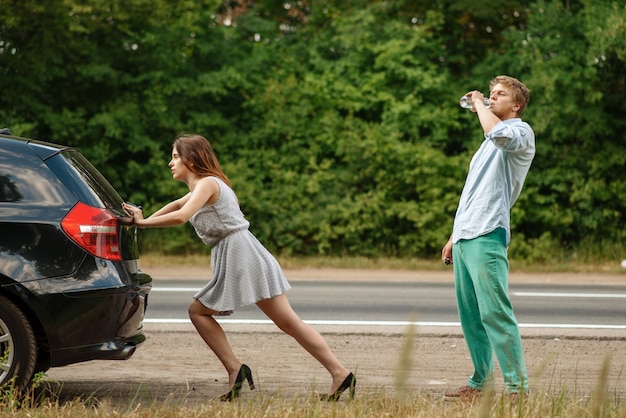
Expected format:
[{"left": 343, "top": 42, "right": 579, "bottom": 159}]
[{"left": 189, "top": 177, "right": 290, "bottom": 314}]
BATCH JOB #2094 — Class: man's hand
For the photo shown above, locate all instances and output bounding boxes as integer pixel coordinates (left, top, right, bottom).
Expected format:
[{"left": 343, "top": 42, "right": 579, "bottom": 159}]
[{"left": 441, "top": 236, "right": 453, "bottom": 265}]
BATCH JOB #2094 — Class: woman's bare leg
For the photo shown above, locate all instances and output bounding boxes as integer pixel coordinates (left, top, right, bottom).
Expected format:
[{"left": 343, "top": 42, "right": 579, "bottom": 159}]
[
  {"left": 256, "top": 294, "right": 351, "bottom": 393},
  {"left": 188, "top": 300, "right": 241, "bottom": 386}
]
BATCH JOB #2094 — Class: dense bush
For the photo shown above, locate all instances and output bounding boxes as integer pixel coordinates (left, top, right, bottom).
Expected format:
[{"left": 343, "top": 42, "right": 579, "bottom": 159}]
[{"left": 1, "top": 0, "right": 624, "bottom": 259}]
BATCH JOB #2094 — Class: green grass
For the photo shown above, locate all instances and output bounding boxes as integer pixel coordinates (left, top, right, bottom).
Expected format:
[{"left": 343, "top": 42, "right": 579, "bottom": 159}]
[
  {"left": 2, "top": 353, "right": 624, "bottom": 418},
  {"left": 2, "top": 391, "right": 624, "bottom": 418}
]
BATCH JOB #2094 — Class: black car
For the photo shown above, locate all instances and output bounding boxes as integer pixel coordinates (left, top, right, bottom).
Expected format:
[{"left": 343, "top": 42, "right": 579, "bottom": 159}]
[{"left": 0, "top": 129, "right": 151, "bottom": 390}]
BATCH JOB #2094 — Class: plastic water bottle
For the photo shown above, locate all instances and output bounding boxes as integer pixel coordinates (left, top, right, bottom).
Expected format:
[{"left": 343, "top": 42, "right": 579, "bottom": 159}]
[{"left": 459, "top": 95, "right": 490, "bottom": 110}]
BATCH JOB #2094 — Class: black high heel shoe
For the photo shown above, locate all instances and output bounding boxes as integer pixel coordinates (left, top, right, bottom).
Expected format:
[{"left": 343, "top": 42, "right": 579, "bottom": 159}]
[
  {"left": 320, "top": 372, "right": 356, "bottom": 401},
  {"left": 219, "top": 364, "right": 255, "bottom": 401}
]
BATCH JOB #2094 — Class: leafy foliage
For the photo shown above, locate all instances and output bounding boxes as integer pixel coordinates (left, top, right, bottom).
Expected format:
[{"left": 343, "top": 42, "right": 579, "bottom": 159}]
[{"left": 1, "top": 0, "right": 624, "bottom": 259}]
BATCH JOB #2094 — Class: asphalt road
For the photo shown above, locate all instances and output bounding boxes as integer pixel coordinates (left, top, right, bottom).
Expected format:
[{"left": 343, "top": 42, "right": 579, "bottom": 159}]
[{"left": 145, "top": 279, "right": 626, "bottom": 330}]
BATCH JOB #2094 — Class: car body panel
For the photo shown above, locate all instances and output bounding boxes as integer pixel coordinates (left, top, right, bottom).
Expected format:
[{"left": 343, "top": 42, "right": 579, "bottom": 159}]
[{"left": 0, "top": 132, "right": 152, "bottom": 379}]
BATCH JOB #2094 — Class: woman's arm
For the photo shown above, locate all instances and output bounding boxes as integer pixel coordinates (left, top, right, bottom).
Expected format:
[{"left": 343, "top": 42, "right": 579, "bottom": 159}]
[
  {"left": 150, "top": 195, "right": 189, "bottom": 217},
  {"left": 123, "top": 178, "right": 220, "bottom": 228}
]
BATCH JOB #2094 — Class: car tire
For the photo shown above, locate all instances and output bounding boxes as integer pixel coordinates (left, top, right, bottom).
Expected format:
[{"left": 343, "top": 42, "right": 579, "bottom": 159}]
[
  {"left": 33, "top": 352, "right": 51, "bottom": 376},
  {"left": 0, "top": 295, "right": 37, "bottom": 391}
]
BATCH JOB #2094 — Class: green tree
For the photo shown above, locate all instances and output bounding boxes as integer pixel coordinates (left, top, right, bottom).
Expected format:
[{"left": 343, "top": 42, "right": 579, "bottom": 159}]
[
  {"left": 1, "top": 0, "right": 624, "bottom": 260},
  {"left": 473, "top": 0, "right": 626, "bottom": 254},
  {"left": 218, "top": 2, "right": 469, "bottom": 256}
]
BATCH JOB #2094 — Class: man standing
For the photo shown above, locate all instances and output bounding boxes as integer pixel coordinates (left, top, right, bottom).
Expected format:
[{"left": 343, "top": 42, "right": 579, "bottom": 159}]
[{"left": 441, "top": 75, "right": 534, "bottom": 400}]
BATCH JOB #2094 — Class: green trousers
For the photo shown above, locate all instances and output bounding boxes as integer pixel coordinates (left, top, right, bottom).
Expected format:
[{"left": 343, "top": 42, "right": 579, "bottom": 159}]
[{"left": 452, "top": 228, "right": 528, "bottom": 393}]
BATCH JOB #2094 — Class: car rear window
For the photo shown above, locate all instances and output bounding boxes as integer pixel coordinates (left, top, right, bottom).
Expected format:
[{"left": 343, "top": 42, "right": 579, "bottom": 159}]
[
  {"left": 0, "top": 142, "right": 73, "bottom": 205},
  {"left": 45, "top": 150, "right": 125, "bottom": 211}
]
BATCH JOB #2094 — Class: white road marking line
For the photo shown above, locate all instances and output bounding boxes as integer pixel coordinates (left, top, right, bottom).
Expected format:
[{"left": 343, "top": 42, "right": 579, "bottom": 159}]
[
  {"left": 513, "top": 292, "right": 626, "bottom": 298},
  {"left": 143, "top": 318, "right": 626, "bottom": 329},
  {"left": 153, "top": 287, "right": 626, "bottom": 299}
]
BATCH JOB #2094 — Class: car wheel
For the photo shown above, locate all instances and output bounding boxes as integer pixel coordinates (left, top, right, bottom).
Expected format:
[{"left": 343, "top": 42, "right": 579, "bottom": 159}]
[{"left": 0, "top": 295, "right": 37, "bottom": 390}]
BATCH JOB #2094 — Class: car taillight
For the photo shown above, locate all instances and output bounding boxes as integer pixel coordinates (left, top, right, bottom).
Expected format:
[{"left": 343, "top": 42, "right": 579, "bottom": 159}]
[{"left": 61, "top": 202, "right": 122, "bottom": 261}]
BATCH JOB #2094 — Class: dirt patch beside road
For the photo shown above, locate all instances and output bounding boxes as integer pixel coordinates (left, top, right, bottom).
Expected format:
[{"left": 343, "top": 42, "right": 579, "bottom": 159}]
[
  {"left": 46, "top": 267, "right": 626, "bottom": 405},
  {"left": 48, "top": 327, "right": 626, "bottom": 405}
]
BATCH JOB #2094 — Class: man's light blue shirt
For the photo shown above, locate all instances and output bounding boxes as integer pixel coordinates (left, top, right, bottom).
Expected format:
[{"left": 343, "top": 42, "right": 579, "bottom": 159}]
[{"left": 452, "top": 118, "right": 535, "bottom": 246}]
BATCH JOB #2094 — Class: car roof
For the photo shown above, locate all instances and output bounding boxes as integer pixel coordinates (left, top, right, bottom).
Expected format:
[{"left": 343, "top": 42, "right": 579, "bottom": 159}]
[{"left": 0, "top": 133, "right": 74, "bottom": 161}]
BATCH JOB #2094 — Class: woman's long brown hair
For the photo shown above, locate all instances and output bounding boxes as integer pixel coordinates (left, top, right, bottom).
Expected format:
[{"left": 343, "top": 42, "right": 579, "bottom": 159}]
[{"left": 173, "top": 134, "right": 232, "bottom": 187}]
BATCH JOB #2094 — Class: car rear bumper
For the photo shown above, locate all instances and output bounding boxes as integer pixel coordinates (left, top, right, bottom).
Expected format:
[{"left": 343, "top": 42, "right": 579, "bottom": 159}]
[
  {"left": 12, "top": 259, "right": 152, "bottom": 367},
  {"left": 50, "top": 332, "right": 147, "bottom": 366}
]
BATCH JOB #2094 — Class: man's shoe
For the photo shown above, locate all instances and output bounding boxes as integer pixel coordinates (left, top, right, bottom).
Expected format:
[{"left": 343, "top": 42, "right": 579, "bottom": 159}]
[
  {"left": 444, "top": 385, "right": 483, "bottom": 402},
  {"left": 506, "top": 390, "right": 530, "bottom": 402}
]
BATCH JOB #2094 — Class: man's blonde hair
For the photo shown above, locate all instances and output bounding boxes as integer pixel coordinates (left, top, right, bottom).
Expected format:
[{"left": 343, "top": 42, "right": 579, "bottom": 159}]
[{"left": 490, "top": 75, "right": 530, "bottom": 115}]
